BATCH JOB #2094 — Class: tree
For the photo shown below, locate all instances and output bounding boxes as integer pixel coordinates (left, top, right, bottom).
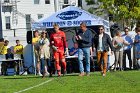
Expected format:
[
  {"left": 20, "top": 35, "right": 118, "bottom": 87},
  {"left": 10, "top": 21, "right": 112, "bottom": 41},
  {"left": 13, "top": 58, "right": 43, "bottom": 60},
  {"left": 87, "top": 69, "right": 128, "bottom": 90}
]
[{"left": 85, "top": 0, "right": 140, "bottom": 29}]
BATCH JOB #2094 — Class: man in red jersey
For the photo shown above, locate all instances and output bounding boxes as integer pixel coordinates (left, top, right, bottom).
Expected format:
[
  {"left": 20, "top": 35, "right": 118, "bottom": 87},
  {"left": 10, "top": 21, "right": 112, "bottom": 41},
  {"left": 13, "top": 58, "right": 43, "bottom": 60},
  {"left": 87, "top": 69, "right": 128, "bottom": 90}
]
[{"left": 50, "top": 23, "right": 68, "bottom": 77}]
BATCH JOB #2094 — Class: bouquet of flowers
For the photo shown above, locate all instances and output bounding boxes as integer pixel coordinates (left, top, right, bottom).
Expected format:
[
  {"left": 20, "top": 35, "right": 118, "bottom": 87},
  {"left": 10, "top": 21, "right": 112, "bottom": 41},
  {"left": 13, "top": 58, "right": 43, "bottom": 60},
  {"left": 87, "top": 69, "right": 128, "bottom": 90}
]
[{"left": 117, "top": 43, "right": 123, "bottom": 48}]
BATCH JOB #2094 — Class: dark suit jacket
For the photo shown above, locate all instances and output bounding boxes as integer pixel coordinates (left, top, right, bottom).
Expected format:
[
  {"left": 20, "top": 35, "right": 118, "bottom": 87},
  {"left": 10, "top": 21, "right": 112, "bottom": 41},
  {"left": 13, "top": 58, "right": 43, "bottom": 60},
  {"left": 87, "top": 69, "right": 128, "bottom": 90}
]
[{"left": 94, "top": 33, "right": 114, "bottom": 51}]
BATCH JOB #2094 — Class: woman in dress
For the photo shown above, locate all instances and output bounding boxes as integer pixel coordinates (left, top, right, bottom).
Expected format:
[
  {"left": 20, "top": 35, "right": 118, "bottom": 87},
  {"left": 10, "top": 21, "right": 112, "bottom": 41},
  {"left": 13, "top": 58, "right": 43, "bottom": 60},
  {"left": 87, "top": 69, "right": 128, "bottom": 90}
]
[
  {"left": 134, "top": 27, "right": 140, "bottom": 68},
  {"left": 112, "top": 31, "right": 128, "bottom": 71}
]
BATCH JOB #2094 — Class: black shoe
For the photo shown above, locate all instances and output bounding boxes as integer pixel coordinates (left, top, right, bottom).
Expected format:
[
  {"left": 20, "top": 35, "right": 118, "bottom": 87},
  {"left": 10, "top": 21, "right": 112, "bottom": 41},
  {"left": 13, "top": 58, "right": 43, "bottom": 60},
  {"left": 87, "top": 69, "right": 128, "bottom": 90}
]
[
  {"left": 42, "top": 72, "right": 46, "bottom": 78},
  {"left": 49, "top": 73, "right": 53, "bottom": 77}
]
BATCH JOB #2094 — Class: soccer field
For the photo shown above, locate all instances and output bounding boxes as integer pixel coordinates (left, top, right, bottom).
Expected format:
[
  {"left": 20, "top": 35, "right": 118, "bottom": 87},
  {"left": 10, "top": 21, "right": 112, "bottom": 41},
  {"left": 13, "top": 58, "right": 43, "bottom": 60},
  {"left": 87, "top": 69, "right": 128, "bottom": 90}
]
[{"left": 0, "top": 71, "right": 140, "bottom": 93}]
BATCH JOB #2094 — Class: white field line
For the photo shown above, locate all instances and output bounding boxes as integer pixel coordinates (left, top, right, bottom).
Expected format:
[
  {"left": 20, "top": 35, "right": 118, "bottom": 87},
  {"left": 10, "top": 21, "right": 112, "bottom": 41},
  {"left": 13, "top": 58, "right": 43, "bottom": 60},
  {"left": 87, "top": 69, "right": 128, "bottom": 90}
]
[{"left": 14, "top": 78, "right": 53, "bottom": 93}]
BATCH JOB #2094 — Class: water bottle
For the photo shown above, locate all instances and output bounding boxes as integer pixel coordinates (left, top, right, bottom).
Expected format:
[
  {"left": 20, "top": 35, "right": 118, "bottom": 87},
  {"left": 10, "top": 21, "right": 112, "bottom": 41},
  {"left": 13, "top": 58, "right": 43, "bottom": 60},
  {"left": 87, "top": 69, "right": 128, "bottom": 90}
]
[{"left": 65, "top": 48, "right": 69, "bottom": 56}]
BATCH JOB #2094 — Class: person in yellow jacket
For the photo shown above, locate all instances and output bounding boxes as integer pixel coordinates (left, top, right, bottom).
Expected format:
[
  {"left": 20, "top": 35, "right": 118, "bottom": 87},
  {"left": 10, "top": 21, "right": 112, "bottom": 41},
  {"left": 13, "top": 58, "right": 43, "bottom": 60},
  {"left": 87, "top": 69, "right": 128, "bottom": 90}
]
[
  {"left": 0, "top": 40, "right": 9, "bottom": 55},
  {"left": 1, "top": 40, "right": 9, "bottom": 75},
  {"left": 13, "top": 40, "right": 24, "bottom": 75},
  {"left": 14, "top": 40, "right": 24, "bottom": 58},
  {"left": 32, "top": 30, "right": 42, "bottom": 76}
]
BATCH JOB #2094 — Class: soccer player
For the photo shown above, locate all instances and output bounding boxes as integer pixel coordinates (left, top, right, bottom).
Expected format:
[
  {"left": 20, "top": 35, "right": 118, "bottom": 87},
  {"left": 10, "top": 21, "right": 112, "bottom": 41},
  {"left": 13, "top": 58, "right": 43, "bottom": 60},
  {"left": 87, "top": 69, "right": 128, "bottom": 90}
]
[{"left": 50, "top": 23, "right": 68, "bottom": 77}]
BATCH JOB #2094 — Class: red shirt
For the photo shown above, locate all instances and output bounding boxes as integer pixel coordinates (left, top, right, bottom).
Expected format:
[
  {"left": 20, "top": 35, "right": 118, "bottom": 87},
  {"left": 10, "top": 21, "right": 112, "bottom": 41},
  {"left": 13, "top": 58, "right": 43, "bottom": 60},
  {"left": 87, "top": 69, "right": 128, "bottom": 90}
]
[{"left": 50, "top": 30, "right": 67, "bottom": 50}]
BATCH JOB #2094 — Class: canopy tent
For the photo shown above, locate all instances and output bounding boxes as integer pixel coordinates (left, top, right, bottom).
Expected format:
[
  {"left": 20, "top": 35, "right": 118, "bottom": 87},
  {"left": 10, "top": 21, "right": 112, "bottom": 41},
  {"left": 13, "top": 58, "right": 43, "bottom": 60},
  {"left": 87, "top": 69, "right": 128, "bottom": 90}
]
[
  {"left": 30, "top": 6, "right": 110, "bottom": 74},
  {"left": 32, "top": 6, "right": 109, "bottom": 29}
]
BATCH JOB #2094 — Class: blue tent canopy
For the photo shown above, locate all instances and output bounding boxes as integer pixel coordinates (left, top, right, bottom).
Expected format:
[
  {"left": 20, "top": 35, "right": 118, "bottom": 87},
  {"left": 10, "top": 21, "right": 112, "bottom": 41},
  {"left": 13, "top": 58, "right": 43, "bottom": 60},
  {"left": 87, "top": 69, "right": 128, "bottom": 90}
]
[{"left": 32, "top": 6, "right": 109, "bottom": 29}]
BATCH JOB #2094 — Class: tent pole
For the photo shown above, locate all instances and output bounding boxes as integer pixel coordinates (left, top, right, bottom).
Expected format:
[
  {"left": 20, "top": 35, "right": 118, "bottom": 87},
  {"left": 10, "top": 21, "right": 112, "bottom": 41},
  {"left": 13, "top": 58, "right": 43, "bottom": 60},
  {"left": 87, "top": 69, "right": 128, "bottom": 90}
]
[
  {"left": 32, "top": 30, "right": 36, "bottom": 75},
  {"left": 0, "top": 0, "right": 3, "bottom": 38}
]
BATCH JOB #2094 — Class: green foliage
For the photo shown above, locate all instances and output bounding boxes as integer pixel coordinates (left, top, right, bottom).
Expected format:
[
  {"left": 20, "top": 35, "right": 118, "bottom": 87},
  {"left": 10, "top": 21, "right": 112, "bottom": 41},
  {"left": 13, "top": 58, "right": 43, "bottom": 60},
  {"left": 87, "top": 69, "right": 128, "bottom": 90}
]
[
  {"left": 88, "top": 7, "right": 94, "bottom": 14},
  {"left": 98, "top": 0, "right": 140, "bottom": 19},
  {"left": 86, "top": 0, "right": 140, "bottom": 27}
]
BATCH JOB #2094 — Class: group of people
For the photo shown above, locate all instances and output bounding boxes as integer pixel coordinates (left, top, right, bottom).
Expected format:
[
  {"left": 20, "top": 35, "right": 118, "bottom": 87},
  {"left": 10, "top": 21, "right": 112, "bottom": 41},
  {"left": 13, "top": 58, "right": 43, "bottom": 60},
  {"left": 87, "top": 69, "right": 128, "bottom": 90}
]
[
  {"left": 1, "top": 22, "right": 140, "bottom": 77},
  {"left": 94, "top": 26, "right": 140, "bottom": 76},
  {"left": 31, "top": 22, "right": 140, "bottom": 78},
  {"left": 32, "top": 24, "right": 68, "bottom": 77},
  {"left": 0, "top": 39, "right": 24, "bottom": 75},
  {"left": 112, "top": 27, "right": 140, "bottom": 71}
]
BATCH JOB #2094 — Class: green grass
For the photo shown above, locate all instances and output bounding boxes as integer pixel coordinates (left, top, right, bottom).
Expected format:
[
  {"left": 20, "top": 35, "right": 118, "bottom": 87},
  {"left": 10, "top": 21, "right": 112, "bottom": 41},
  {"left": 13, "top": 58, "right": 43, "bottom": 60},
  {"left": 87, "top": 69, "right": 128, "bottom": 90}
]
[{"left": 0, "top": 71, "right": 140, "bottom": 93}]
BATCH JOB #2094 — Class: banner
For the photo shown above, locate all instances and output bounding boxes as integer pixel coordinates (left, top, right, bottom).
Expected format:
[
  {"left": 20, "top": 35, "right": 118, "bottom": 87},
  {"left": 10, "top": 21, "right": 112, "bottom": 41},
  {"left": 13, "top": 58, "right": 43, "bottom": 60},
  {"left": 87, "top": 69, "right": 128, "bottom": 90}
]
[{"left": 32, "top": 6, "right": 109, "bottom": 29}]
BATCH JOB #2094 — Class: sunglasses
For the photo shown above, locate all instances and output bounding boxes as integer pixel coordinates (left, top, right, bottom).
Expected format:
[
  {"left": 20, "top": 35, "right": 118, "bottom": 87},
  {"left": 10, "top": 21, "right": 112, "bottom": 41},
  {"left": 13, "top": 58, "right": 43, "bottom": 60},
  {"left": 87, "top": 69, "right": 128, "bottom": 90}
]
[
  {"left": 98, "top": 29, "right": 103, "bottom": 30},
  {"left": 42, "top": 33, "right": 46, "bottom": 34}
]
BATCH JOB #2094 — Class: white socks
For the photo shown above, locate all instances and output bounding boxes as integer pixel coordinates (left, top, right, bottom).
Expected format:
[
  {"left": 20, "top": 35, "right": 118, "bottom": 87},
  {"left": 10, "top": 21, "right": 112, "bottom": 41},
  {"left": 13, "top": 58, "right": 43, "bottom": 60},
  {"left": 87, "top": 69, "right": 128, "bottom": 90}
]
[
  {"left": 38, "top": 71, "right": 41, "bottom": 74},
  {"left": 44, "top": 66, "right": 49, "bottom": 74}
]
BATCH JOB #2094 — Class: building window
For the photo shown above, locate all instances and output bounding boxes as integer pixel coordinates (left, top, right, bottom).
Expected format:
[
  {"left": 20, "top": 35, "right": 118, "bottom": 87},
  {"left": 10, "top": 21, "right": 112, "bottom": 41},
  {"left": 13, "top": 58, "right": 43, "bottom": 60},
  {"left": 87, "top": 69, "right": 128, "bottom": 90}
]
[
  {"left": 62, "top": 5, "right": 70, "bottom": 8},
  {"left": 5, "top": 16, "right": 11, "bottom": 29},
  {"left": 78, "top": 0, "right": 82, "bottom": 7},
  {"left": 26, "top": 14, "right": 31, "bottom": 30},
  {"left": 2, "top": 6, "right": 12, "bottom": 12},
  {"left": 38, "top": 14, "right": 44, "bottom": 19},
  {"left": 4, "top": 0, "right": 10, "bottom": 3},
  {"left": 34, "top": 0, "right": 40, "bottom": 4},
  {"left": 64, "top": 0, "right": 68, "bottom": 4},
  {"left": 45, "top": 0, "right": 50, "bottom": 4}
]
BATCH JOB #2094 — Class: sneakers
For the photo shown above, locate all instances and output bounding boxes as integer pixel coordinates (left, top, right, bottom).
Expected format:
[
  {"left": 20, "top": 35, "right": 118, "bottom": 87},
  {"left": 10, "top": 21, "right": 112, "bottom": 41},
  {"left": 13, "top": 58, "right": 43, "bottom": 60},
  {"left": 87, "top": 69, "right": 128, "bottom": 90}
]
[
  {"left": 79, "top": 72, "right": 85, "bottom": 76},
  {"left": 114, "top": 68, "right": 116, "bottom": 71},
  {"left": 22, "top": 71, "right": 28, "bottom": 75},
  {"left": 102, "top": 74, "right": 106, "bottom": 77},
  {"left": 56, "top": 70, "right": 67, "bottom": 77},
  {"left": 57, "top": 70, "right": 61, "bottom": 77},
  {"left": 86, "top": 73, "right": 90, "bottom": 76},
  {"left": 107, "top": 70, "right": 110, "bottom": 72},
  {"left": 101, "top": 71, "right": 106, "bottom": 77},
  {"left": 79, "top": 72, "right": 90, "bottom": 76},
  {"left": 45, "top": 72, "right": 50, "bottom": 76},
  {"left": 37, "top": 72, "right": 43, "bottom": 76},
  {"left": 43, "top": 72, "right": 50, "bottom": 77}
]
